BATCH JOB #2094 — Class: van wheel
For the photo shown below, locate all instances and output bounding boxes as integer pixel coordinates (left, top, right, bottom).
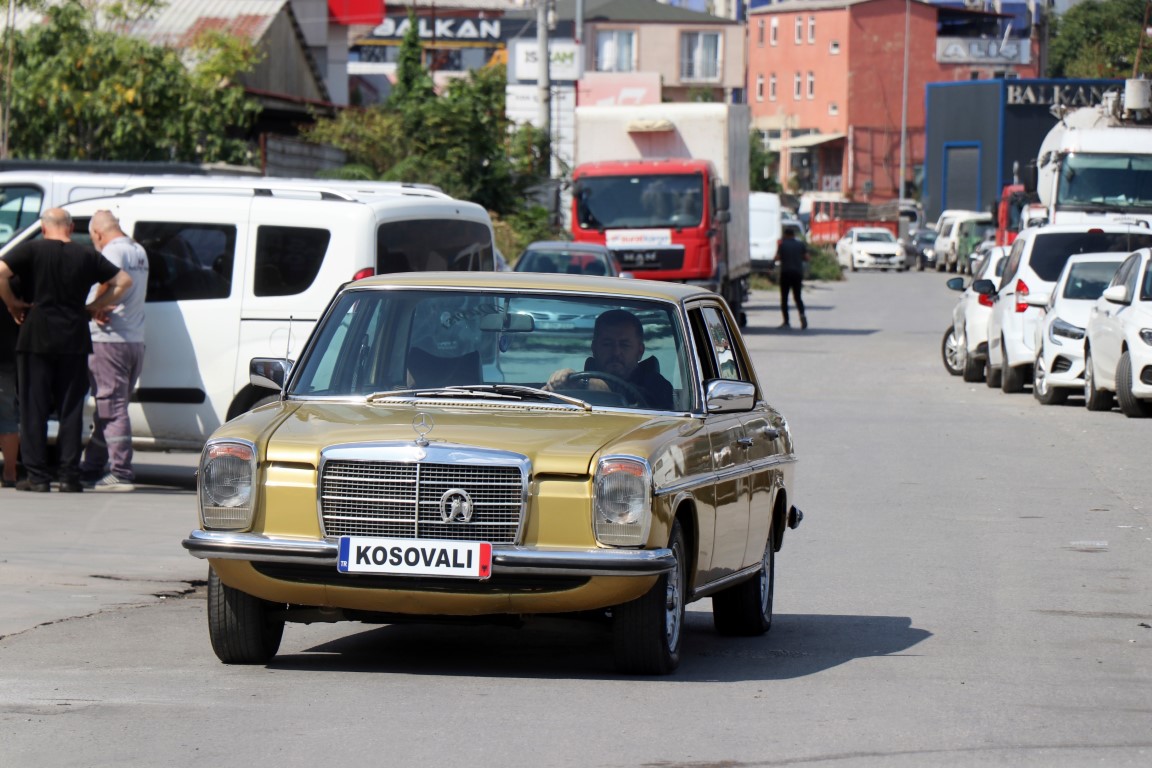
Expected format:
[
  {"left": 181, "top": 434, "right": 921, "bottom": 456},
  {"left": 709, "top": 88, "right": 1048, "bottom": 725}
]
[
  {"left": 1116, "top": 352, "right": 1152, "bottom": 417},
  {"left": 1084, "top": 348, "right": 1114, "bottom": 411}
]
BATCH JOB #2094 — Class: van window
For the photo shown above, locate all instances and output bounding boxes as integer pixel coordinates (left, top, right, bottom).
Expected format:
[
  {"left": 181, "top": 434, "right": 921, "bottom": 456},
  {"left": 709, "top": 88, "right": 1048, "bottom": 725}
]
[
  {"left": 254, "top": 225, "right": 330, "bottom": 297},
  {"left": 0, "top": 185, "right": 44, "bottom": 246},
  {"left": 135, "top": 221, "right": 236, "bottom": 302},
  {"left": 376, "top": 219, "right": 493, "bottom": 274}
]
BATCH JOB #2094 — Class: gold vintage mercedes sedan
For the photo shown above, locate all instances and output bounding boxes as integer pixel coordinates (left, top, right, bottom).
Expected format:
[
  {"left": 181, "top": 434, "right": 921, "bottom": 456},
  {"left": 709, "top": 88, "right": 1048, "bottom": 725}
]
[{"left": 184, "top": 272, "right": 802, "bottom": 674}]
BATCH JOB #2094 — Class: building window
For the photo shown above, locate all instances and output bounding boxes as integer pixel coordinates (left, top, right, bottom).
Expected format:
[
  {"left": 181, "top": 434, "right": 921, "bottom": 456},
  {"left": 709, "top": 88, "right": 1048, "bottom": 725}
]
[
  {"left": 596, "top": 30, "right": 636, "bottom": 72},
  {"left": 807, "top": 71, "right": 815, "bottom": 99},
  {"left": 770, "top": 18, "right": 778, "bottom": 46},
  {"left": 794, "top": 16, "right": 803, "bottom": 44},
  {"left": 829, "top": 102, "right": 839, "bottom": 115},
  {"left": 769, "top": 73, "right": 777, "bottom": 101},
  {"left": 829, "top": 40, "right": 840, "bottom": 55},
  {"left": 793, "top": 72, "right": 802, "bottom": 100},
  {"left": 681, "top": 31, "right": 721, "bottom": 82},
  {"left": 808, "top": 16, "right": 816, "bottom": 43},
  {"left": 756, "top": 75, "right": 764, "bottom": 101},
  {"left": 757, "top": 19, "right": 764, "bottom": 47}
]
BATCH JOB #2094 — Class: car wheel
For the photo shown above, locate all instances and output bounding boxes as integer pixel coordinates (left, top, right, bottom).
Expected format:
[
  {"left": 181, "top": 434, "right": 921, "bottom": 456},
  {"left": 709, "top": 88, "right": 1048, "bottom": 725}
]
[
  {"left": 985, "top": 355, "right": 1002, "bottom": 388},
  {"left": 962, "top": 348, "right": 984, "bottom": 382},
  {"left": 1000, "top": 341, "right": 1026, "bottom": 393},
  {"left": 1084, "top": 347, "right": 1114, "bottom": 412},
  {"left": 613, "top": 520, "right": 686, "bottom": 675},
  {"left": 1116, "top": 351, "right": 1152, "bottom": 418},
  {"left": 1033, "top": 355, "right": 1067, "bottom": 405},
  {"left": 712, "top": 536, "right": 774, "bottom": 637},
  {"left": 942, "top": 327, "right": 963, "bottom": 376},
  {"left": 207, "top": 567, "right": 285, "bottom": 664}
]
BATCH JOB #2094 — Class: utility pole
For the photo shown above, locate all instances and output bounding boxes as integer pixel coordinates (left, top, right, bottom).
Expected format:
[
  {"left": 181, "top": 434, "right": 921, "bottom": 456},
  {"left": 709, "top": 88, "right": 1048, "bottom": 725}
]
[
  {"left": 536, "top": 0, "right": 551, "bottom": 170},
  {"left": 898, "top": 0, "right": 910, "bottom": 201},
  {"left": 2, "top": 0, "right": 15, "bottom": 159}
]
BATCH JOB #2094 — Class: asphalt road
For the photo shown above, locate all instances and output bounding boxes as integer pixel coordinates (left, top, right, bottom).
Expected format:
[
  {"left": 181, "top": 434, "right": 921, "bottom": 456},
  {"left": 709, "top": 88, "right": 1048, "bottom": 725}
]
[{"left": 1, "top": 270, "right": 1149, "bottom": 767}]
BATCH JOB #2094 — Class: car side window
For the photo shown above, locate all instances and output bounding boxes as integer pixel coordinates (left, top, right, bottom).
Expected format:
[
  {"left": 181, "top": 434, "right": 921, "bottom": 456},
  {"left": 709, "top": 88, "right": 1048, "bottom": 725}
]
[
  {"left": 1124, "top": 256, "right": 1141, "bottom": 300},
  {"left": 0, "top": 185, "right": 43, "bottom": 246},
  {"left": 254, "top": 225, "right": 330, "bottom": 297},
  {"left": 690, "top": 305, "right": 745, "bottom": 382},
  {"left": 1001, "top": 239, "right": 1025, "bottom": 285},
  {"left": 1141, "top": 258, "right": 1152, "bottom": 302},
  {"left": 1110, "top": 255, "right": 1137, "bottom": 289},
  {"left": 135, "top": 221, "right": 235, "bottom": 302}
]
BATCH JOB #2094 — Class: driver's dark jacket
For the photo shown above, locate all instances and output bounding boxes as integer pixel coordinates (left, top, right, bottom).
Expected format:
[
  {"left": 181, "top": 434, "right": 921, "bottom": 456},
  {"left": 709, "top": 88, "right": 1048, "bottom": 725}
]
[{"left": 584, "top": 356, "right": 674, "bottom": 409}]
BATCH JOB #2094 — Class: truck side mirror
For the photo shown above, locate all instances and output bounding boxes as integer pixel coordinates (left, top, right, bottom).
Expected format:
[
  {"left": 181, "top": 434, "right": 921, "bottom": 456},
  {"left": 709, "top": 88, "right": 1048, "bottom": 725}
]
[
  {"left": 716, "top": 185, "right": 730, "bottom": 212},
  {"left": 1023, "top": 162, "right": 1037, "bottom": 195}
]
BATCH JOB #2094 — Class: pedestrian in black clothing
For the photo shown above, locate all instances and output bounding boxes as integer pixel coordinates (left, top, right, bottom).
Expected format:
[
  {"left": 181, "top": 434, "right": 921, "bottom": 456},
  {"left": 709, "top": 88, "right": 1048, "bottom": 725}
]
[
  {"left": 0, "top": 208, "right": 132, "bottom": 492},
  {"left": 775, "top": 226, "right": 810, "bottom": 329}
]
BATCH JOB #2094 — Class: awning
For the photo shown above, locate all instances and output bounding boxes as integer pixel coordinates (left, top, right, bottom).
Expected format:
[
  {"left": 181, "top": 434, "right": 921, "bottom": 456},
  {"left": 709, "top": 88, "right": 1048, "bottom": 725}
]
[{"left": 766, "top": 132, "right": 846, "bottom": 152}]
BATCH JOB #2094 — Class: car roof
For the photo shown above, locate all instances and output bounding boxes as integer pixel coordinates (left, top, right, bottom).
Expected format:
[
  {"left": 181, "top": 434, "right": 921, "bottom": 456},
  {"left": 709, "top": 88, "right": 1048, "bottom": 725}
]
[
  {"left": 523, "top": 241, "right": 611, "bottom": 253},
  {"left": 352, "top": 270, "right": 716, "bottom": 302}
]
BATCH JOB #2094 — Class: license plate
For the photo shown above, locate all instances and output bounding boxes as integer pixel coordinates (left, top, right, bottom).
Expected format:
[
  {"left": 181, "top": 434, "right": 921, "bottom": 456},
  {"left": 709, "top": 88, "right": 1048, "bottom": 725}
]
[{"left": 338, "top": 537, "right": 492, "bottom": 579}]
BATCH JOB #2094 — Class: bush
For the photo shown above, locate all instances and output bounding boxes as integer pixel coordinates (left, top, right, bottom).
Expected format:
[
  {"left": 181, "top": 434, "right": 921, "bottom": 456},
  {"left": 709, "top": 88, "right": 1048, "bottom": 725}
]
[
  {"left": 750, "top": 243, "right": 843, "bottom": 290},
  {"left": 490, "top": 206, "right": 564, "bottom": 266}
]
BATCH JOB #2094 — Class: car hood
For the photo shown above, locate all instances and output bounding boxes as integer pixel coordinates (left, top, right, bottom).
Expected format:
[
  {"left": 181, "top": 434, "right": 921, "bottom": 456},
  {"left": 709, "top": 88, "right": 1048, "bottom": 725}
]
[
  {"left": 1051, "top": 299, "right": 1097, "bottom": 328},
  {"left": 853, "top": 242, "right": 902, "bottom": 254},
  {"left": 239, "top": 401, "right": 688, "bottom": 476}
]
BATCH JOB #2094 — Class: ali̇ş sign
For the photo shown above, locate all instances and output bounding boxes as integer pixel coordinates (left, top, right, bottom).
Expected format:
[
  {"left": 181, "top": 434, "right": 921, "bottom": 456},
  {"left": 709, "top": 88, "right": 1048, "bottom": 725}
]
[{"left": 936, "top": 37, "right": 1030, "bottom": 65}]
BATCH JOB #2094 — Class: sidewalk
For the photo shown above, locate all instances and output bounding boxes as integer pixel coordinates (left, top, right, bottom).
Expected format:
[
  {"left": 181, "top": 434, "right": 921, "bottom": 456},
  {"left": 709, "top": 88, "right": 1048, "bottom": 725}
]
[{"left": 0, "top": 451, "right": 205, "bottom": 639}]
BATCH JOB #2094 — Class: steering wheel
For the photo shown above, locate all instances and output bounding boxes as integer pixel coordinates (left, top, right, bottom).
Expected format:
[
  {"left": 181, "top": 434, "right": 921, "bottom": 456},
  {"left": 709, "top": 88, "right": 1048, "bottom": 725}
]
[{"left": 566, "top": 370, "right": 649, "bottom": 407}]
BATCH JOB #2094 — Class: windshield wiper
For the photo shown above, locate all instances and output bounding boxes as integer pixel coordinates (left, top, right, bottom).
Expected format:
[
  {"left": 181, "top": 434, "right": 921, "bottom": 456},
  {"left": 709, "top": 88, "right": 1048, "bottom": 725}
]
[{"left": 367, "top": 384, "right": 591, "bottom": 410}]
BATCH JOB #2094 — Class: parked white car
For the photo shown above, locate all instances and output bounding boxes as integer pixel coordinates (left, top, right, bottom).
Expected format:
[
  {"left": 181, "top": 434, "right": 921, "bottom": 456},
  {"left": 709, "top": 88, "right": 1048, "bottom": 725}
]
[
  {"left": 1083, "top": 248, "right": 1152, "bottom": 416},
  {"left": 983, "top": 224, "right": 1152, "bottom": 393},
  {"left": 943, "top": 245, "right": 1008, "bottom": 381},
  {"left": 835, "top": 227, "right": 905, "bottom": 271},
  {"left": 1028, "top": 253, "right": 1124, "bottom": 405}
]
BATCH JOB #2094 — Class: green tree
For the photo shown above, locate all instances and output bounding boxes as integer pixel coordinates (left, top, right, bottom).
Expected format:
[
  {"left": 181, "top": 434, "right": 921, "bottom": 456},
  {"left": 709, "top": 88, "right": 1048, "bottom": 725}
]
[
  {"left": 749, "top": 132, "right": 780, "bottom": 193},
  {"left": 1048, "top": 0, "right": 1152, "bottom": 78},
  {"left": 3, "top": 0, "right": 260, "bottom": 163},
  {"left": 303, "top": 20, "right": 548, "bottom": 217}
]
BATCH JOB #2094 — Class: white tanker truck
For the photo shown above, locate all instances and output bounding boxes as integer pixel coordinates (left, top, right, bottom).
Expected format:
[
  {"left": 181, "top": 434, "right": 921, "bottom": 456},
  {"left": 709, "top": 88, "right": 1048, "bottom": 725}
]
[{"left": 1028, "top": 79, "right": 1152, "bottom": 228}]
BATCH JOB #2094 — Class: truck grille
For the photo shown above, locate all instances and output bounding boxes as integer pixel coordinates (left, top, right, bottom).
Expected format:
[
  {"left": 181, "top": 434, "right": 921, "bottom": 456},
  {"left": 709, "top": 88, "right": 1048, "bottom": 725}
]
[{"left": 320, "top": 458, "right": 525, "bottom": 544}]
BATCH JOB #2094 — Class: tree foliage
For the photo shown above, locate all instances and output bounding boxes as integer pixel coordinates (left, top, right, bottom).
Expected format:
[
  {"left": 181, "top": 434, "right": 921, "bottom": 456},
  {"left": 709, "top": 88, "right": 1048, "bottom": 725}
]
[
  {"left": 1048, "top": 0, "right": 1152, "bottom": 79},
  {"left": 3, "top": 0, "right": 261, "bottom": 163},
  {"left": 749, "top": 133, "right": 780, "bottom": 193},
  {"left": 303, "top": 9, "right": 548, "bottom": 216}
]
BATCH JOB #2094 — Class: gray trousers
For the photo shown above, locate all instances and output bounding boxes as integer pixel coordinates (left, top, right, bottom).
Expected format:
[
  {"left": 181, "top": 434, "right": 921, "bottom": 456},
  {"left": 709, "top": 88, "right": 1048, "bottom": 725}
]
[{"left": 81, "top": 342, "right": 145, "bottom": 481}]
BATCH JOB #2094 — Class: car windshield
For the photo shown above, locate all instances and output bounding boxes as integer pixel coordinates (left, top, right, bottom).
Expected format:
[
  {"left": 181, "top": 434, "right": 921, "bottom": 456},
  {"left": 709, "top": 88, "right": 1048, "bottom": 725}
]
[
  {"left": 857, "top": 231, "right": 895, "bottom": 243},
  {"left": 517, "top": 249, "right": 613, "bottom": 276},
  {"left": 1062, "top": 261, "right": 1123, "bottom": 300},
  {"left": 290, "top": 288, "right": 694, "bottom": 411}
]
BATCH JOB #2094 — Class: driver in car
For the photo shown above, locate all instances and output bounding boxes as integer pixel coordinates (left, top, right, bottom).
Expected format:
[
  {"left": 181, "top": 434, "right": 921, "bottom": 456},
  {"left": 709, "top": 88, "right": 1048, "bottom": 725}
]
[{"left": 545, "top": 308, "right": 674, "bottom": 409}]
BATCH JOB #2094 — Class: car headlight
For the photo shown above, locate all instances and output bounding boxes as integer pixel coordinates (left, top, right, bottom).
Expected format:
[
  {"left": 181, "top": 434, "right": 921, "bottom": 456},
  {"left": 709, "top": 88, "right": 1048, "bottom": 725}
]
[
  {"left": 198, "top": 439, "right": 258, "bottom": 530},
  {"left": 1140, "top": 329, "right": 1152, "bottom": 346},
  {"left": 924, "top": 248, "right": 935, "bottom": 258},
  {"left": 1049, "top": 316, "right": 1085, "bottom": 345},
  {"left": 593, "top": 456, "right": 652, "bottom": 547}
]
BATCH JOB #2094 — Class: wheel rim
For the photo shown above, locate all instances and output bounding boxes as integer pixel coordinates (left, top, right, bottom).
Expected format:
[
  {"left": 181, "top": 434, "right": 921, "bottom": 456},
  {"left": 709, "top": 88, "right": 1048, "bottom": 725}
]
[
  {"left": 944, "top": 330, "right": 961, "bottom": 372},
  {"left": 665, "top": 549, "right": 683, "bottom": 650},
  {"left": 758, "top": 546, "right": 772, "bottom": 615},
  {"left": 1035, "top": 356, "right": 1049, "bottom": 396},
  {"left": 1085, "top": 351, "right": 1094, "bottom": 399}
]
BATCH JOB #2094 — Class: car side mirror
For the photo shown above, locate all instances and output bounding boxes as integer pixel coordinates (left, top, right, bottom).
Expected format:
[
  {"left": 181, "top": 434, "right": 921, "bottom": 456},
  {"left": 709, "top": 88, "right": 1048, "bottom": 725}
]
[
  {"left": 1102, "top": 284, "right": 1129, "bottom": 305},
  {"left": 970, "top": 279, "right": 996, "bottom": 295},
  {"left": 946, "top": 276, "right": 965, "bottom": 292},
  {"left": 251, "top": 358, "right": 293, "bottom": 390},
  {"left": 705, "top": 379, "right": 755, "bottom": 413}
]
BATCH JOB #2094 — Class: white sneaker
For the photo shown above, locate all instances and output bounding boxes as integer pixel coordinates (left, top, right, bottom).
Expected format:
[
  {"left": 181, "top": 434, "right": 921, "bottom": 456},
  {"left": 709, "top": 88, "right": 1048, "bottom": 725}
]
[{"left": 92, "top": 473, "right": 136, "bottom": 493}]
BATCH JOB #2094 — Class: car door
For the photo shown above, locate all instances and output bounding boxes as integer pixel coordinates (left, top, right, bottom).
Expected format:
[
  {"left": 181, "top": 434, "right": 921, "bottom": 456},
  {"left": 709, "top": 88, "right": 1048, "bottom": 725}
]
[{"left": 1092, "top": 254, "right": 1140, "bottom": 387}]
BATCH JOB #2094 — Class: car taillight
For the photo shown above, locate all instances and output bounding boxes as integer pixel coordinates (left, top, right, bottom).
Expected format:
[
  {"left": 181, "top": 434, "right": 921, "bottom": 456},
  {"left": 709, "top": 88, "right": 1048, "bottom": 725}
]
[
  {"left": 352, "top": 267, "right": 375, "bottom": 282},
  {"left": 1014, "top": 279, "right": 1029, "bottom": 313},
  {"left": 979, "top": 293, "right": 994, "bottom": 308}
]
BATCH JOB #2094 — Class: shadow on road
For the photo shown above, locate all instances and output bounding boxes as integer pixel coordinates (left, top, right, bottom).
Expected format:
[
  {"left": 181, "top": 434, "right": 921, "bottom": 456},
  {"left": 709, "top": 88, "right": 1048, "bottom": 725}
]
[{"left": 266, "top": 611, "right": 931, "bottom": 681}]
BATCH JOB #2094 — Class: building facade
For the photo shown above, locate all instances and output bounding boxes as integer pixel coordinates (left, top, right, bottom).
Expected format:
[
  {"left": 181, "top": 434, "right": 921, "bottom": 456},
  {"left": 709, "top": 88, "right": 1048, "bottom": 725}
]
[{"left": 747, "top": 0, "right": 1040, "bottom": 202}]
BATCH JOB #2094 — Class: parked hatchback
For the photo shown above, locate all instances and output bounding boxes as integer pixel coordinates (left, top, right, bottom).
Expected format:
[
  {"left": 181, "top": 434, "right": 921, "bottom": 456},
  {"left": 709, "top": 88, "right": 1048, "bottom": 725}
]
[
  {"left": 1028, "top": 253, "right": 1124, "bottom": 405},
  {"left": 1084, "top": 248, "right": 1152, "bottom": 416},
  {"left": 944, "top": 245, "right": 1009, "bottom": 381},
  {"left": 514, "top": 241, "right": 629, "bottom": 278},
  {"left": 979, "top": 224, "right": 1152, "bottom": 393}
]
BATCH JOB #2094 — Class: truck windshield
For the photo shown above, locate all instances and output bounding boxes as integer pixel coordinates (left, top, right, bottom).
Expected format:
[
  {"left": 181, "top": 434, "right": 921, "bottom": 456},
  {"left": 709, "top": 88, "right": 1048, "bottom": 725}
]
[
  {"left": 1058, "top": 154, "right": 1152, "bottom": 212},
  {"left": 574, "top": 174, "right": 705, "bottom": 230}
]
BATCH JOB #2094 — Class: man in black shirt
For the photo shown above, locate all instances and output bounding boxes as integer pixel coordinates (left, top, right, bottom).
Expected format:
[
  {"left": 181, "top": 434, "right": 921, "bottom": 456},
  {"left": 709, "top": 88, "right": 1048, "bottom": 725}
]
[
  {"left": 0, "top": 208, "right": 132, "bottom": 492},
  {"left": 775, "top": 226, "right": 810, "bottom": 329}
]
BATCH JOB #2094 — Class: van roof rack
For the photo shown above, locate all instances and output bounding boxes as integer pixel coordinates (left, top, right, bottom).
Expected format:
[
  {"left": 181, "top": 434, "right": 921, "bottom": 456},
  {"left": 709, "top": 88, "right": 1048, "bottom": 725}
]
[{"left": 118, "top": 185, "right": 355, "bottom": 201}]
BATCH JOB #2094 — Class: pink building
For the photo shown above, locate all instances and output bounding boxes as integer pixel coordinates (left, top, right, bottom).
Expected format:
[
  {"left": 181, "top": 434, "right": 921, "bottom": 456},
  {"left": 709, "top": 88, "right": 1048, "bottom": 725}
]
[{"left": 747, "top": 0, "right": 1039, "bottom": 202}]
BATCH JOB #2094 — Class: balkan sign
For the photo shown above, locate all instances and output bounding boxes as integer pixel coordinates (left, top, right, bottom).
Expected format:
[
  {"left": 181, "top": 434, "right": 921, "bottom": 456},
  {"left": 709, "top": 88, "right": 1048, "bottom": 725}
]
[
  {"left": 1004, "top": 82, "right": 1121, "bottom": 108},
  {"left": 371, "top": 15, "right": 502, "bottom": 40}
]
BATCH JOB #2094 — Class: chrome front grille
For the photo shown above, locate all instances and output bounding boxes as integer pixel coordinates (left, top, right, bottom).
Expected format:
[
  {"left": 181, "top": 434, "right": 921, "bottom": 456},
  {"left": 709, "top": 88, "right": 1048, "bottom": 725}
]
[{"left": 320, "top": 450, "right": 526, "bottom": 544}]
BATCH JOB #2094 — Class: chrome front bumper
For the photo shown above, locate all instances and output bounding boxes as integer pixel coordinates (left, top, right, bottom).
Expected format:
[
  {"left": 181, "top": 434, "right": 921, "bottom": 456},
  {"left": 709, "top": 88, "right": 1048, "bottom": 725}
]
[{"left": 182, "top": 530, "right": 676, "bottom": 577}]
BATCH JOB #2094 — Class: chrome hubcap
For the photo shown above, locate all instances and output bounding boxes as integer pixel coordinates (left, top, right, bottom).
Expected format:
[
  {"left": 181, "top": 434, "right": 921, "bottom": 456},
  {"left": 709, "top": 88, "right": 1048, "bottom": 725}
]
[{"left": 665, "top": 552, "right": 682, "bottom": 649}]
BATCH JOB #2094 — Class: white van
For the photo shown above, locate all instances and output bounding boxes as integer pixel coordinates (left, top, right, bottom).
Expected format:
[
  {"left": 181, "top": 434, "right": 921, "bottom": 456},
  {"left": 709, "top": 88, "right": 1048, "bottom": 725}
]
[
  {"left": 1, "top": 183, "right": 496, "bottom": 450},
  {"left": 749, "top": 191, "right": 782, "bottom": 272}
]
